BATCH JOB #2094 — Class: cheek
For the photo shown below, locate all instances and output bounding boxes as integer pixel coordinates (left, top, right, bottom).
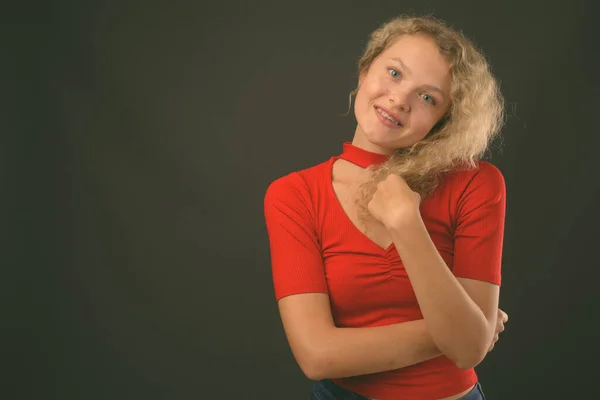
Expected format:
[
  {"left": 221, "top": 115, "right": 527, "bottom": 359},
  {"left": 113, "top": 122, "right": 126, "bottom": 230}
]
[
  {"left": 354, "top": 87, "right": 372, "bottom": 118},
  {"left": 411, "top": 109, "right": 442, "bottom": 132},
  {"left": 418, "top": 105, "right": 443, "bottom": 123},
  {"left": 357, "top": 78, "right": 386, "bottom": 105}
]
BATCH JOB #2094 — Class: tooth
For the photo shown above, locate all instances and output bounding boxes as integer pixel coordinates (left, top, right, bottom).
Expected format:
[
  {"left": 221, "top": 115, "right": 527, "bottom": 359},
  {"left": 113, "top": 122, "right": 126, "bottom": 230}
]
[{"left": 377, "top": 108, "right": 400, "bottom": 125}]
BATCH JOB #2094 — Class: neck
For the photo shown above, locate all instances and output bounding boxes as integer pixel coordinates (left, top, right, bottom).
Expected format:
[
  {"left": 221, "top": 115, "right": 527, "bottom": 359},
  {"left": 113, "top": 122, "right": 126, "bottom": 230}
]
[{"left": 351, "top": 126, "right": 396, "bottom": 156}]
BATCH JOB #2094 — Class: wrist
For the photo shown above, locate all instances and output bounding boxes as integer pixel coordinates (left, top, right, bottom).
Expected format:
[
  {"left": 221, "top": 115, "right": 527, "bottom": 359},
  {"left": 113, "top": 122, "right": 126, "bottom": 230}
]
[{"left": 385, "top": 208, "right": 424, "bottom": 235}]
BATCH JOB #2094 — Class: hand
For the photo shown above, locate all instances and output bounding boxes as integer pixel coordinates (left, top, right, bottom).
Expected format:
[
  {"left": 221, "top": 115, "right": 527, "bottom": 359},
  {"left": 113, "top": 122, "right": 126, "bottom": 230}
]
[
  {"left": 367, "top": 174, "right": 421, "bottom": 229},
  {"left": 488, "top": 308, "right": 508, "bottom": 352}
]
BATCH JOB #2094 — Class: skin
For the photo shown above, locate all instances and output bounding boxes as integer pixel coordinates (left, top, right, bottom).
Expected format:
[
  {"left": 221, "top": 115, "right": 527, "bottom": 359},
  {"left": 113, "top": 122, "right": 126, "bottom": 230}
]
[
  {"left": 277, "top": 34, "right": 508, "bottom": 400},
  {"left": 352, "top": 33, "right": 452, "bottom": 154}
]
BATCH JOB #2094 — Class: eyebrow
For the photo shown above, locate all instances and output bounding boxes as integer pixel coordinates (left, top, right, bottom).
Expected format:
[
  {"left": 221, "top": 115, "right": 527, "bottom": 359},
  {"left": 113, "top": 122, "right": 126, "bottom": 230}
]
[{"left": 389, "top": 58, "right": 445, "bottom": 97}]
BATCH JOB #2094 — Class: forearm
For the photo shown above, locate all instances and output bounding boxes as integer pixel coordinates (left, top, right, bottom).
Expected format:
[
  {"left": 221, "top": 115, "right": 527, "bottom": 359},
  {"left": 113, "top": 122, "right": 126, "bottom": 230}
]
[
  {"left": 311, "top": 319, "right": 441, "bottom": 380},
  {"left": 388, "top": 215, "right": 491, "bottom": 368}
]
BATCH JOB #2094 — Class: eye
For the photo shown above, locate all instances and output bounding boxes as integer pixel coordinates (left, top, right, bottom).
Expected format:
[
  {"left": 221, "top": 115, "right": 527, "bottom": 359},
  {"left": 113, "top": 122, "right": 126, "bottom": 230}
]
[
  {"left": 421, "top": 93, "right": 436, "bottom": 105},
  {"left": 388, "top": 68, "right": 400, "bottom": 79}
]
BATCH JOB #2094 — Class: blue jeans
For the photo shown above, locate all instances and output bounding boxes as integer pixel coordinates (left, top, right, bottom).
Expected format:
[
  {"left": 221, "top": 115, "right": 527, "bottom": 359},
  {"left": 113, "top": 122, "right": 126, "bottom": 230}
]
[{"left": 309, "top": 379, "right": 486, "bottom": 400}]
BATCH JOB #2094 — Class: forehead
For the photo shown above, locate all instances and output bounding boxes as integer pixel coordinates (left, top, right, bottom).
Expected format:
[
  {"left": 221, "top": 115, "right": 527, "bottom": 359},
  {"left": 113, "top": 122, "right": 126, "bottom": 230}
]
[{"left": 377, "top": 34, "right": 451, "bottom": 90}]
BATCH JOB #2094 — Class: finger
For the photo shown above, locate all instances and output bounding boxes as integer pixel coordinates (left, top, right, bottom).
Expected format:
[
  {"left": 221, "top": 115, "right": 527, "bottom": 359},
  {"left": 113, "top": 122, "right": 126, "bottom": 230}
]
[
  {"left": 497, "top": 309, "right": 504, "bottom": 322},
  {"left": 495, "top": 324, "right": 503, "bottom": 334}
]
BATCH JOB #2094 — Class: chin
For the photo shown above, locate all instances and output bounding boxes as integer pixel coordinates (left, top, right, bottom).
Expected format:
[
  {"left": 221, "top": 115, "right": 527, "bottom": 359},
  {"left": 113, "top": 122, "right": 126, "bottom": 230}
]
[
  {"left": 364, "top": 129, "right": 405, "bottom": 149},
  {"left": 361, "top": 134, "right": 399, "bottom": 153}
]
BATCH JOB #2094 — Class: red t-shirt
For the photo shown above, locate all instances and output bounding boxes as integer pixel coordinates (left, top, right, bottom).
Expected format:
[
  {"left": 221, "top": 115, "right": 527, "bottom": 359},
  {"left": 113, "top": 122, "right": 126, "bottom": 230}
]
[{"left": 263, "top": 143, "right": 506, "bottom": 400}]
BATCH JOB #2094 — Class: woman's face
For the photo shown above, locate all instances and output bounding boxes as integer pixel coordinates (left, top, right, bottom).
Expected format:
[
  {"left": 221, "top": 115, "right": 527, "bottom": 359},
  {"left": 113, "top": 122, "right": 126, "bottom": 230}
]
[{"left": 353, "top": 34, "right": 452, "bottom": 153}]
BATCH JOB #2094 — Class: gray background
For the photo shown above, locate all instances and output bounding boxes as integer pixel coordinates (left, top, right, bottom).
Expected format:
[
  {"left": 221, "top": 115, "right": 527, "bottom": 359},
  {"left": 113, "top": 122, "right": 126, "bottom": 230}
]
[{"left": 8, "top": 0, "right": 599, "bottom": 398}]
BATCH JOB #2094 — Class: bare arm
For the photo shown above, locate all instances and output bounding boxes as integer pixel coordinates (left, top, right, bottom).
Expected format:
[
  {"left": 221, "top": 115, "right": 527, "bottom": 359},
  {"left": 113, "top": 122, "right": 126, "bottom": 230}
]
[
  {"left": 368, "top": 166, "right": 506, "bottom": 370},
  {"left": 389, "top": 219, "right": 498, "bottom": 369},
  {"left": 368, "top": 164, "right": 505, "bottom": 369},
  {"left": 278, "top": 292, "right": 442, "bottom": 380}
]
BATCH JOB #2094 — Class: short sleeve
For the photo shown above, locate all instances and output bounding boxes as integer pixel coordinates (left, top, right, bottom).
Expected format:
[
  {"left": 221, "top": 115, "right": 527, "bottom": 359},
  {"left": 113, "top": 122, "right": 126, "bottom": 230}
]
[
  {"left": 452, "top": 162, "right": 506, "bottom": 285},
  {"left": 264, "top": 173, "right": 328, "bottom": 301}
]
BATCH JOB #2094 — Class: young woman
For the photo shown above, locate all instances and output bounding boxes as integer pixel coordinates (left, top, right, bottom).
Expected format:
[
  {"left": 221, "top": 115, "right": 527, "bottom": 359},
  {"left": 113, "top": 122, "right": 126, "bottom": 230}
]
[{"left": 264, "top": 15, "right": 509, "bottom": 400}]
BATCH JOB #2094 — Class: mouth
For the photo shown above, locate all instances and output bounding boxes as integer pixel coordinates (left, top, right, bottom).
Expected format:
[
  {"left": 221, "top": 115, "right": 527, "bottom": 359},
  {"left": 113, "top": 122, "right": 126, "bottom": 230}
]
[{"left": 374, "top": 106, "right": 403, "bottom": 127}]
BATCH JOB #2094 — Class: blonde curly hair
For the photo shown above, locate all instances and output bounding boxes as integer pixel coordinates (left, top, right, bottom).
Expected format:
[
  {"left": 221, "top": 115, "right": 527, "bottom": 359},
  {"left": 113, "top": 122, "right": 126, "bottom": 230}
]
[{"left": 353, "top": 15, "right": 505, "bottom": 217}]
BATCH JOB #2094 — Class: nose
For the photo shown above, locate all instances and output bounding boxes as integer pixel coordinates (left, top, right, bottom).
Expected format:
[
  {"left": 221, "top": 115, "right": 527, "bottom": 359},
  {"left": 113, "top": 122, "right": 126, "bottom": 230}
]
[{"left": 388, "top": 87, "right": 411, "bottom": 112}]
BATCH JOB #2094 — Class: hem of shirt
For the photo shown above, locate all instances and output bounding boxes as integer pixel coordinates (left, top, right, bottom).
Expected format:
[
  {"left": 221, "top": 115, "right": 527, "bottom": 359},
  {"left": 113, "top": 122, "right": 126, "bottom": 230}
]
[
  {"left": 331, "top": 370, "right": 478, "bottom": 400},
  {"left": 275, "top": 288, "right": 329, "bottom": 302},
  {"left": 453, "top": 271, "right": 501, "bottom": 286}
]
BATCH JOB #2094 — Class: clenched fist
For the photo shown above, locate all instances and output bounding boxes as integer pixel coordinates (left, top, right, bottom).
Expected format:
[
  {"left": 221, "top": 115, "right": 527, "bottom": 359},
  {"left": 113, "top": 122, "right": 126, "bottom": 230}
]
[
  {"left": 488, "top": 308, "right": 508, "bottom": 352},
  {"left": 367, "top": 174, "right": 421, "bottom": 229}
]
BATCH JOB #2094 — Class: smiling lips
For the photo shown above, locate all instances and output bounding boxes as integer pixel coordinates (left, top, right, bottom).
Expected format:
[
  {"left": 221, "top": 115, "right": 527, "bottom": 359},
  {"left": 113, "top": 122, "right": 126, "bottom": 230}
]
[{"left": 375, "top": 106, "right": 403, "bottom": 128}]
